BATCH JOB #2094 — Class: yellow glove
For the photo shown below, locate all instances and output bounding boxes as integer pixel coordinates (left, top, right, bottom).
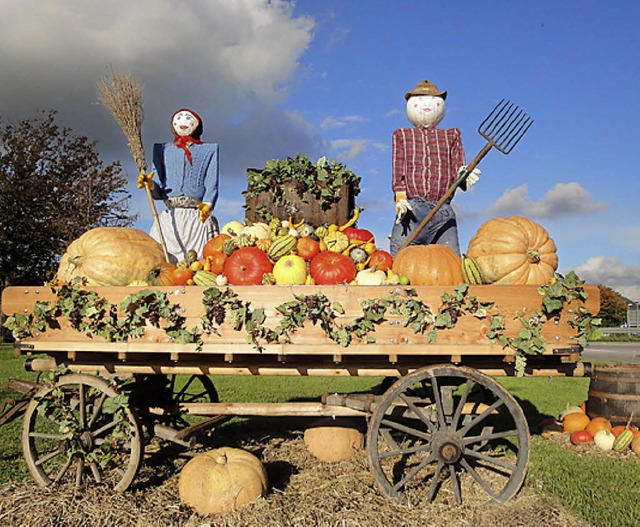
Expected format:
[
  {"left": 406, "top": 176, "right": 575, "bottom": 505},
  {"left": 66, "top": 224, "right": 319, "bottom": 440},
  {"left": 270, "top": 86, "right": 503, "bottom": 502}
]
[
  {"left": 137, "top": 170, "right": 155, "bottom": 189},
  {"left": 197, "top": 202, "right": 211, "bottom": 223}
]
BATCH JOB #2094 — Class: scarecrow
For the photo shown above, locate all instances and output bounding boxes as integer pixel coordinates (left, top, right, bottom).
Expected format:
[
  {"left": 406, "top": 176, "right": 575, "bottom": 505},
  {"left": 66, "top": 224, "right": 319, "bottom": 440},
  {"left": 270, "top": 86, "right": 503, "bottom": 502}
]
[
  {"left": 389, "top": 80, "right": 480, "bottom": 256},
  {"left": 138, "top": 108, "right": 220, "bottom": 263}
]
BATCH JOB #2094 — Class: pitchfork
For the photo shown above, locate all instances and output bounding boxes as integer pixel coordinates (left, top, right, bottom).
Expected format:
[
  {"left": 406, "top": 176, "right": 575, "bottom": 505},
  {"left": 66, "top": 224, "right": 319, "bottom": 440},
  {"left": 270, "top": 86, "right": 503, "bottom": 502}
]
[{"left": 400, "top": 99, "right": 533, "bottom": 249}]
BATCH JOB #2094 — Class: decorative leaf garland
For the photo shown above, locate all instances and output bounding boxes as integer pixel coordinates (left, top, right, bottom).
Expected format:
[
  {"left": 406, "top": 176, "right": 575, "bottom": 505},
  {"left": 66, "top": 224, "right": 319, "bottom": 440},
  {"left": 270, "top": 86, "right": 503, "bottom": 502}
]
[
  {"left": 490, "top": 271, "right": 602, "bottom": 375},
  {"left": 4, "top": 273, "right": 600, "bottom": 371}
]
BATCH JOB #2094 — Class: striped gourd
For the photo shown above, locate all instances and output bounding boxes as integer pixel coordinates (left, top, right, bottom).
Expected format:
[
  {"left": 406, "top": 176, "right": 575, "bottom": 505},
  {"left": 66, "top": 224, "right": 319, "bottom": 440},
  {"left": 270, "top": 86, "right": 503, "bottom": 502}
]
[
  {"left": 223, "top": 238, "right": 239, "bottom": 256},
  {"left": 613, "top": 429, "right": 634, "bottom": 452},
  {"left": 193, "top": 270, "right": 219, "bottom": 286},
  {"left": 461, "top": 255, "right": 484, "bottom": 285},
  {"left": 267, "top": 234, "right": 297, "bottom": 261}
]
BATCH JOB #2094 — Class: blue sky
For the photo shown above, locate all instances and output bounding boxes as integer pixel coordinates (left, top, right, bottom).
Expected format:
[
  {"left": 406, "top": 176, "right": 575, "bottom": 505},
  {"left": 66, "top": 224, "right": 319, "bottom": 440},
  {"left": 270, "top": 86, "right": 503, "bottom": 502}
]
[{"left": 1, "top": 1, "right": 638, "bottom": 299}]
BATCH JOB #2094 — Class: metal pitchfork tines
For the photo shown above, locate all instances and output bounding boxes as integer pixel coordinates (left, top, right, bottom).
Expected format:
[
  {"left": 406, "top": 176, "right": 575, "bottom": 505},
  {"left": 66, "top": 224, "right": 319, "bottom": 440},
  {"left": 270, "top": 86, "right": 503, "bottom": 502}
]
[{"left": 400, "top": 99, "right": 533, "bottom": 250}]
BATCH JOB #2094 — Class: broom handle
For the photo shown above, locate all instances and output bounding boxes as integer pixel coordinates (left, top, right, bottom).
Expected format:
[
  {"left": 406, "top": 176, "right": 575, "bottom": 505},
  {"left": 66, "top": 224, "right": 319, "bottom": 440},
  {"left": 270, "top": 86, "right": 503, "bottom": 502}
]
[{"left": 142, "top": 177, "right": 170, "bottom": 263}]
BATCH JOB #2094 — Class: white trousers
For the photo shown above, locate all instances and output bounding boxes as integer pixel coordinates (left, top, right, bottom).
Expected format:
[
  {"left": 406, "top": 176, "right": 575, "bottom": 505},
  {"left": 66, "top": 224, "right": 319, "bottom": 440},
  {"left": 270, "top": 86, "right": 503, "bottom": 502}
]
[{"left": 150, "top": 208, "right": 219, "bottom": 264}]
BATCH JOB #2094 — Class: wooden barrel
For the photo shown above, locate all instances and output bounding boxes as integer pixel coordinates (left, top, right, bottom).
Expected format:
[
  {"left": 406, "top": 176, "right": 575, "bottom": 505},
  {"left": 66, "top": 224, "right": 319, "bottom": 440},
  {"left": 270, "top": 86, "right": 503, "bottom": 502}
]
[
  {"left": 244, "top": 180, "right": 355, "bottom": 226},
  {"left": 586, "top": 364, "right": 640, "bottom": 426}
]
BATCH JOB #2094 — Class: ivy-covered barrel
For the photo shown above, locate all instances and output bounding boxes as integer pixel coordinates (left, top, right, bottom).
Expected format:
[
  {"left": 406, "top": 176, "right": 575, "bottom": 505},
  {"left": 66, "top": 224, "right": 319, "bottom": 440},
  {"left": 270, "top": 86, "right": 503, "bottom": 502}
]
[{"left": 243, "top": 155, "right": 360, "bottom": 226}]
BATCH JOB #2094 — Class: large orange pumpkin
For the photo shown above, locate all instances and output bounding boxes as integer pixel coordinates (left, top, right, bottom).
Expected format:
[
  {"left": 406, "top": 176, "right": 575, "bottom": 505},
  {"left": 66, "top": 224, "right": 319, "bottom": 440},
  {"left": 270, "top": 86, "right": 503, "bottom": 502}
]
[
  {"left": 56, "top": 227, "right": 166, "bottom": 286},
  {"left": 392, "top": 245, "right": 464, "bottom": 285},
  {"left": 466, "top": 216, "right": 558, "bottom": 285}
]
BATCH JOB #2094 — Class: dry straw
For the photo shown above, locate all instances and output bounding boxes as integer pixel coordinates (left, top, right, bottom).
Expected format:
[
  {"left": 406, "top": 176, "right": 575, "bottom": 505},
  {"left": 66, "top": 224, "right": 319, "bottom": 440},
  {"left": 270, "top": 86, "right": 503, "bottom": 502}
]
[{"left": 96, "top": 70, "right": 146, "bottom": 172}]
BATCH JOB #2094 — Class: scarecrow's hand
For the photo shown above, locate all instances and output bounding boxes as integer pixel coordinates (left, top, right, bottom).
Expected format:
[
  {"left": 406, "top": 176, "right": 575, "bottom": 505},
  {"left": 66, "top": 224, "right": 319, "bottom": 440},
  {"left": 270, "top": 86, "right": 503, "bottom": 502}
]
[
  {"left": 197, "top": 202, "right": 211, "bottom": 223},
  {"left": 458, "top": 165, "right": 481, "bottom": 187},
  {"left": 137, "top": 170, "right": 155, "bottom": 190},
  {"left": 394, "top": 192, "right": 413, "bottom": 224}
]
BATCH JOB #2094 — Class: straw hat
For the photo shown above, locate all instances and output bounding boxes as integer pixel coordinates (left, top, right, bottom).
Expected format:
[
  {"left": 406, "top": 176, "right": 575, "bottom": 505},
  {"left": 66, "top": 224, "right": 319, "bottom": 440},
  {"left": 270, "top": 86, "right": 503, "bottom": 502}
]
[{"left": 404, "top": 80, "right": 447, "bottom": 101}]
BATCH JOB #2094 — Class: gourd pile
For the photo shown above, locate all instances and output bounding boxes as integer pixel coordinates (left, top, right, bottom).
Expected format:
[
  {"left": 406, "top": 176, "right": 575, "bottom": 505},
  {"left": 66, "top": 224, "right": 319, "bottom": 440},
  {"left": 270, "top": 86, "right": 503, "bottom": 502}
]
[
  {"left": 54, "top": 214, "right": 560, "bottom": 288},
  {"left": 161, "top": 209, "right": 403, "bottom": 287},
  {"left": 541, "top": 404, "right": 640, "bottom": 457}
]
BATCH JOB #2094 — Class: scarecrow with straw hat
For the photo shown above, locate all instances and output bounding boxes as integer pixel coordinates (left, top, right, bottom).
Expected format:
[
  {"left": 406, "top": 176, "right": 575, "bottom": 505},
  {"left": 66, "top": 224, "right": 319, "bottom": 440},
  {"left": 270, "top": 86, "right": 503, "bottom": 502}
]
[
  {"left": 389, "top": 79, "right": 480, "bottom": 256},
  {"left": 138, "top": 108, "right": 220, "bottom": 263}
]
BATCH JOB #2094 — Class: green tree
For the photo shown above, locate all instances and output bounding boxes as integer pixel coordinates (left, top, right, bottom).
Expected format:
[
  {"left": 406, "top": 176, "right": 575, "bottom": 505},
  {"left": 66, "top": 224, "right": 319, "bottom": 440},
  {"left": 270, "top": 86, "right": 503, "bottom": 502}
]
[
  {"left": 0, "top": 111, "right": 135, "bottom": 286},
  {"left": 597, "top": 284, "right": 628, "bottom": 327}
]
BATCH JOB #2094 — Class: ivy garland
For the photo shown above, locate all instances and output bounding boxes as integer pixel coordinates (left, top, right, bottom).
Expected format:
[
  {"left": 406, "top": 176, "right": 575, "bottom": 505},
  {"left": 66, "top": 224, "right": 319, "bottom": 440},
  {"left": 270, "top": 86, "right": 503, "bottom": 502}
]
[{"left": 4, "top": 272, "right": 600, "bottom": 376}]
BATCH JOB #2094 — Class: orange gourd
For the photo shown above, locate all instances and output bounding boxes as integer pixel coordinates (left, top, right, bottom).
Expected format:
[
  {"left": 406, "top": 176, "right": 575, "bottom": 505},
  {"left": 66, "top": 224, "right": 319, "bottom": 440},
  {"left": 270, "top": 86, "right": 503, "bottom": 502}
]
[
  {"left": 147, "top": 263, "right": 177, "bottom": 286},
  {"left": 202, "top": 233, "right": 231, "bottom": 258},
  {"left": 562, "top": 412, "right": 590, "bottom": 433},
  {"left": 466, "top": 216, "right": 558, "bottom": 285},
  {"left": 392, "top": 245, "right": 464, "bottom": 286},
  {"left": 585, "top": 416, "right": 612, "bottom": 437}
]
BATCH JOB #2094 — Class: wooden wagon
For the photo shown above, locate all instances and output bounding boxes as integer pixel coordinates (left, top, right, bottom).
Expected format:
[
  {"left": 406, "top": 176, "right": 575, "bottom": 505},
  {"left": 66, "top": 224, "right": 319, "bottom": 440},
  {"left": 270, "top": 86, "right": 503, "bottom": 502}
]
[{"left": 1, "top": 279, "right": 599, "bottom": 505}]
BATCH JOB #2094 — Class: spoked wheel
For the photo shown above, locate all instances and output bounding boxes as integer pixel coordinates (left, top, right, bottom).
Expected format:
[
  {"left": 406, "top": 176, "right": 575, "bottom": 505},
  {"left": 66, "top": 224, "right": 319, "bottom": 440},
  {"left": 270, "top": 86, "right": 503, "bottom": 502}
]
[
  {"left": 21, "top": 373, "right": 143, "bottom": 492},
  {"left": 132, "top": 374, "right": 219, "bottom": 430},
  {"left": 367, "top": 364, "right": 529, "bottom": 505},
  {"left": 161, "top": 374, "right": 219, "bottom": 429}
]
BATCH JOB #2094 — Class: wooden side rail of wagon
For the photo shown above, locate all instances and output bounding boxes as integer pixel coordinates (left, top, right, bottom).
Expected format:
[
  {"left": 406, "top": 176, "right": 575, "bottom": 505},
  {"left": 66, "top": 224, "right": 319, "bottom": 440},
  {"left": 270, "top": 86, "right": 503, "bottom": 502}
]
[{"left": 1, "top": 281, "right": 600, "bottom": 505}]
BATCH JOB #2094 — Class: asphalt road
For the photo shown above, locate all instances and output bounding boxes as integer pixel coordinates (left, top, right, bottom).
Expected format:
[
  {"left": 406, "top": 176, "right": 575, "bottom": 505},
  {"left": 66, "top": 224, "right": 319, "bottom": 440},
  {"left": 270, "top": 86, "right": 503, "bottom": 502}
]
[{"left": 582, "top": 342, "right": 640, "bottom": 363}]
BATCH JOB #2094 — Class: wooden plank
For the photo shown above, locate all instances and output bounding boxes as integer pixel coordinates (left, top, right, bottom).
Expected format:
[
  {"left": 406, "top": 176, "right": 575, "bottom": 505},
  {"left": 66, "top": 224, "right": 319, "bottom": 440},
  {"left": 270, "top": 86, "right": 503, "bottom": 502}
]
[{"left": 177, "top": 402, "right": 365, "bottom": 417}]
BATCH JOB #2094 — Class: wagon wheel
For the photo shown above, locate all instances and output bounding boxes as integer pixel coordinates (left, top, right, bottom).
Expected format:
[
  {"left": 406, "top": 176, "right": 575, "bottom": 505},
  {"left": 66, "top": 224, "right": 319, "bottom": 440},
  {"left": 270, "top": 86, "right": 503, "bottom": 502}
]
[
  {"left": 160, "top": 374, "right": 219, "bottom": 429},
  {"left": 367, "top": 364, "right": 529, "bottom": 505},
  {"left": 21, "top": 373, "right": 143, "bottom": 493},
  {"left": 132, "top": 374, "right": 219, "bottom": 431}
]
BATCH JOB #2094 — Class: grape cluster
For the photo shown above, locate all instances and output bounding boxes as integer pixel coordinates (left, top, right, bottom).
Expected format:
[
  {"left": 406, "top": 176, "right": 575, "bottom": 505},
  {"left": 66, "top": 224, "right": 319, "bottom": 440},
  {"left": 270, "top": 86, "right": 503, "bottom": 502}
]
[
  {"left": 293, "top": 180, "right": 308, "bottom": 198},
  {"left": 147, "top": 306, "right": 161, "bottom": 327},
  {"left": 446, "top": 303, "right": 462, "bottom": 324},
  {"left": 305, "top": 295, "right": 323, "bottom": 323},
  {"left": 68, "top": 310, "right": 83, "bottom": 329},
  {"left": 209, "top": 302, "right": 226, "bottom": 326},
  {"left": 467, "top": 298, "right": 479, "bottom": 315}
]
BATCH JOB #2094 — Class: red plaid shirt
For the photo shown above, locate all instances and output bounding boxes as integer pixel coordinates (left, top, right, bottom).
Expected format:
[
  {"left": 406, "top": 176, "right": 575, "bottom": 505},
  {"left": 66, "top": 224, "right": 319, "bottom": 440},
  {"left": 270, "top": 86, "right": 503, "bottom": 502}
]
[{"left": 392, "top": 127, "right": 465, "bottom": 202}]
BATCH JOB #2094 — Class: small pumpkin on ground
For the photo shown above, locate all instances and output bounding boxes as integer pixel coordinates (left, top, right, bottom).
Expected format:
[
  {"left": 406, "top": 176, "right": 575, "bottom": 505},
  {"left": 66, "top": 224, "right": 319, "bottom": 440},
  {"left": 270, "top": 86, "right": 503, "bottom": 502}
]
[
  {"left": 392, "top": 245, "right": 464, "bottom": 285},
  {"left": 304, "top": 418, "right": 365, "bottom": 462},
  {"left": 56, "top": 227, "right": 166, "bottom": 286},
  {"left": 466, "top": 216, "right": 558, "bottom": 285},
  {"left": 178, "top": 447, "right": 268, "bottom": 514},
  {"left": 562, "top": 412, "right": 590, "bottom": 433}
]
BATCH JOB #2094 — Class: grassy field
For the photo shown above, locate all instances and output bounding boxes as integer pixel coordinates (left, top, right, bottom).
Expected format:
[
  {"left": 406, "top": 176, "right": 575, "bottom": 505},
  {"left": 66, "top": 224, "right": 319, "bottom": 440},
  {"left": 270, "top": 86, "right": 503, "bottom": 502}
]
[{"left": 1, "top": 343, "right": 639, "bottom": 526}]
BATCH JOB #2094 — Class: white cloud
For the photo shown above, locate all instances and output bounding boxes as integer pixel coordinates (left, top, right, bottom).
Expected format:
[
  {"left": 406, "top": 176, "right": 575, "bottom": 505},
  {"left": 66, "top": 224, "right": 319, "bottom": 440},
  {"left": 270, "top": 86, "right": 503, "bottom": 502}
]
[
  {"left": 320, "top": 115, "right": 369, "bottom": 131},
  {"left": 0, "top": 0, "right": 316, "bottom": 186},
  {"left": 490, "top": 182, "right": 608, "bottom": 218},
  {"left": 573, "top": 256, "right": 640, "bottom": 301},
  {"left": 328, "top": 138, "right": 387, "bottom": 161}
]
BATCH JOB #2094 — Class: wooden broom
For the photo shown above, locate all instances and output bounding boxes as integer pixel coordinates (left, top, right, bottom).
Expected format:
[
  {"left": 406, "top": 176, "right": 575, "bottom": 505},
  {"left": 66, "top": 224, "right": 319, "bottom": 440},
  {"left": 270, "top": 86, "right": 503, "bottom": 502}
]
[{"left": 96, "top": 69, "right": 170, "bottom": 262}]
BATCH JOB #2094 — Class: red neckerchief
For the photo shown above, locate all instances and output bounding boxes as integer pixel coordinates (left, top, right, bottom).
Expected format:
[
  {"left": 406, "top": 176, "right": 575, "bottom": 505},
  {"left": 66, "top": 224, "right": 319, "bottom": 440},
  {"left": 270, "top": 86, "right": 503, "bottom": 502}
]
[{"left": 173, "top": 135, "right": 204, "bottom": 164}]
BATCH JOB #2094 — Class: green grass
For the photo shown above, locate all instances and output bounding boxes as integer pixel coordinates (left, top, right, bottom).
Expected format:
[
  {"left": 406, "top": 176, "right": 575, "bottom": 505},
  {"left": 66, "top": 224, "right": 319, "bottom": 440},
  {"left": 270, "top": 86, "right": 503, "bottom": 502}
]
[{"left": 1, "top": 343, "right": 639, "bottom": 526}]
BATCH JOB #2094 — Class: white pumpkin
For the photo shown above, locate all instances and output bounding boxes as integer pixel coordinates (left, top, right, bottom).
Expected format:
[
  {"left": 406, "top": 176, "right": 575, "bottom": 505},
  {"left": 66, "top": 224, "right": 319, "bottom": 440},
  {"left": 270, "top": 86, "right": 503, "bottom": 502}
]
[
  {"left": 355, "top": 268, "right": 386, "bottom": 285},
  {"left": 241, "top": 222, "right": 271, "bottom": 241}
]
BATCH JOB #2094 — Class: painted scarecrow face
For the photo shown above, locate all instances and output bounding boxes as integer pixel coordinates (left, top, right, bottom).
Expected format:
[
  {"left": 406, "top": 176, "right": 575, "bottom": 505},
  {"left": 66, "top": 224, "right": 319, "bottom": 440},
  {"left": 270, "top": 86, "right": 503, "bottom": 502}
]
[
  {"left": 406, "top": 95, "right": 446, "bottom": 128},
  {"left": 172, "top": 110, "right": 200, "bottom": 137}
]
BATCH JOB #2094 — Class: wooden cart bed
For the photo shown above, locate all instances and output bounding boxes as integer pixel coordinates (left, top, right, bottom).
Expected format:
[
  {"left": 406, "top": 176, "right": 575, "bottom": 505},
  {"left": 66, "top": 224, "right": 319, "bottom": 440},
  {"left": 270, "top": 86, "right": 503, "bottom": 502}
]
[{"left": 2, "top": 282, "right": 599, "bottom": 377}]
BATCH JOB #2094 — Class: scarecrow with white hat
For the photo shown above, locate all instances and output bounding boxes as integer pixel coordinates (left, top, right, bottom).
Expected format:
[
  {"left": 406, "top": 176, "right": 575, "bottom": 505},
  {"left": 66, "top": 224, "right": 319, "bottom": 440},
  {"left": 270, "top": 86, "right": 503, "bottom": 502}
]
[
  {"left": 389, "top": 80, "right": 479, "bottom": 256},
  {"left": 138, "top": 108, "right": 220, "bottom": 263}
]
